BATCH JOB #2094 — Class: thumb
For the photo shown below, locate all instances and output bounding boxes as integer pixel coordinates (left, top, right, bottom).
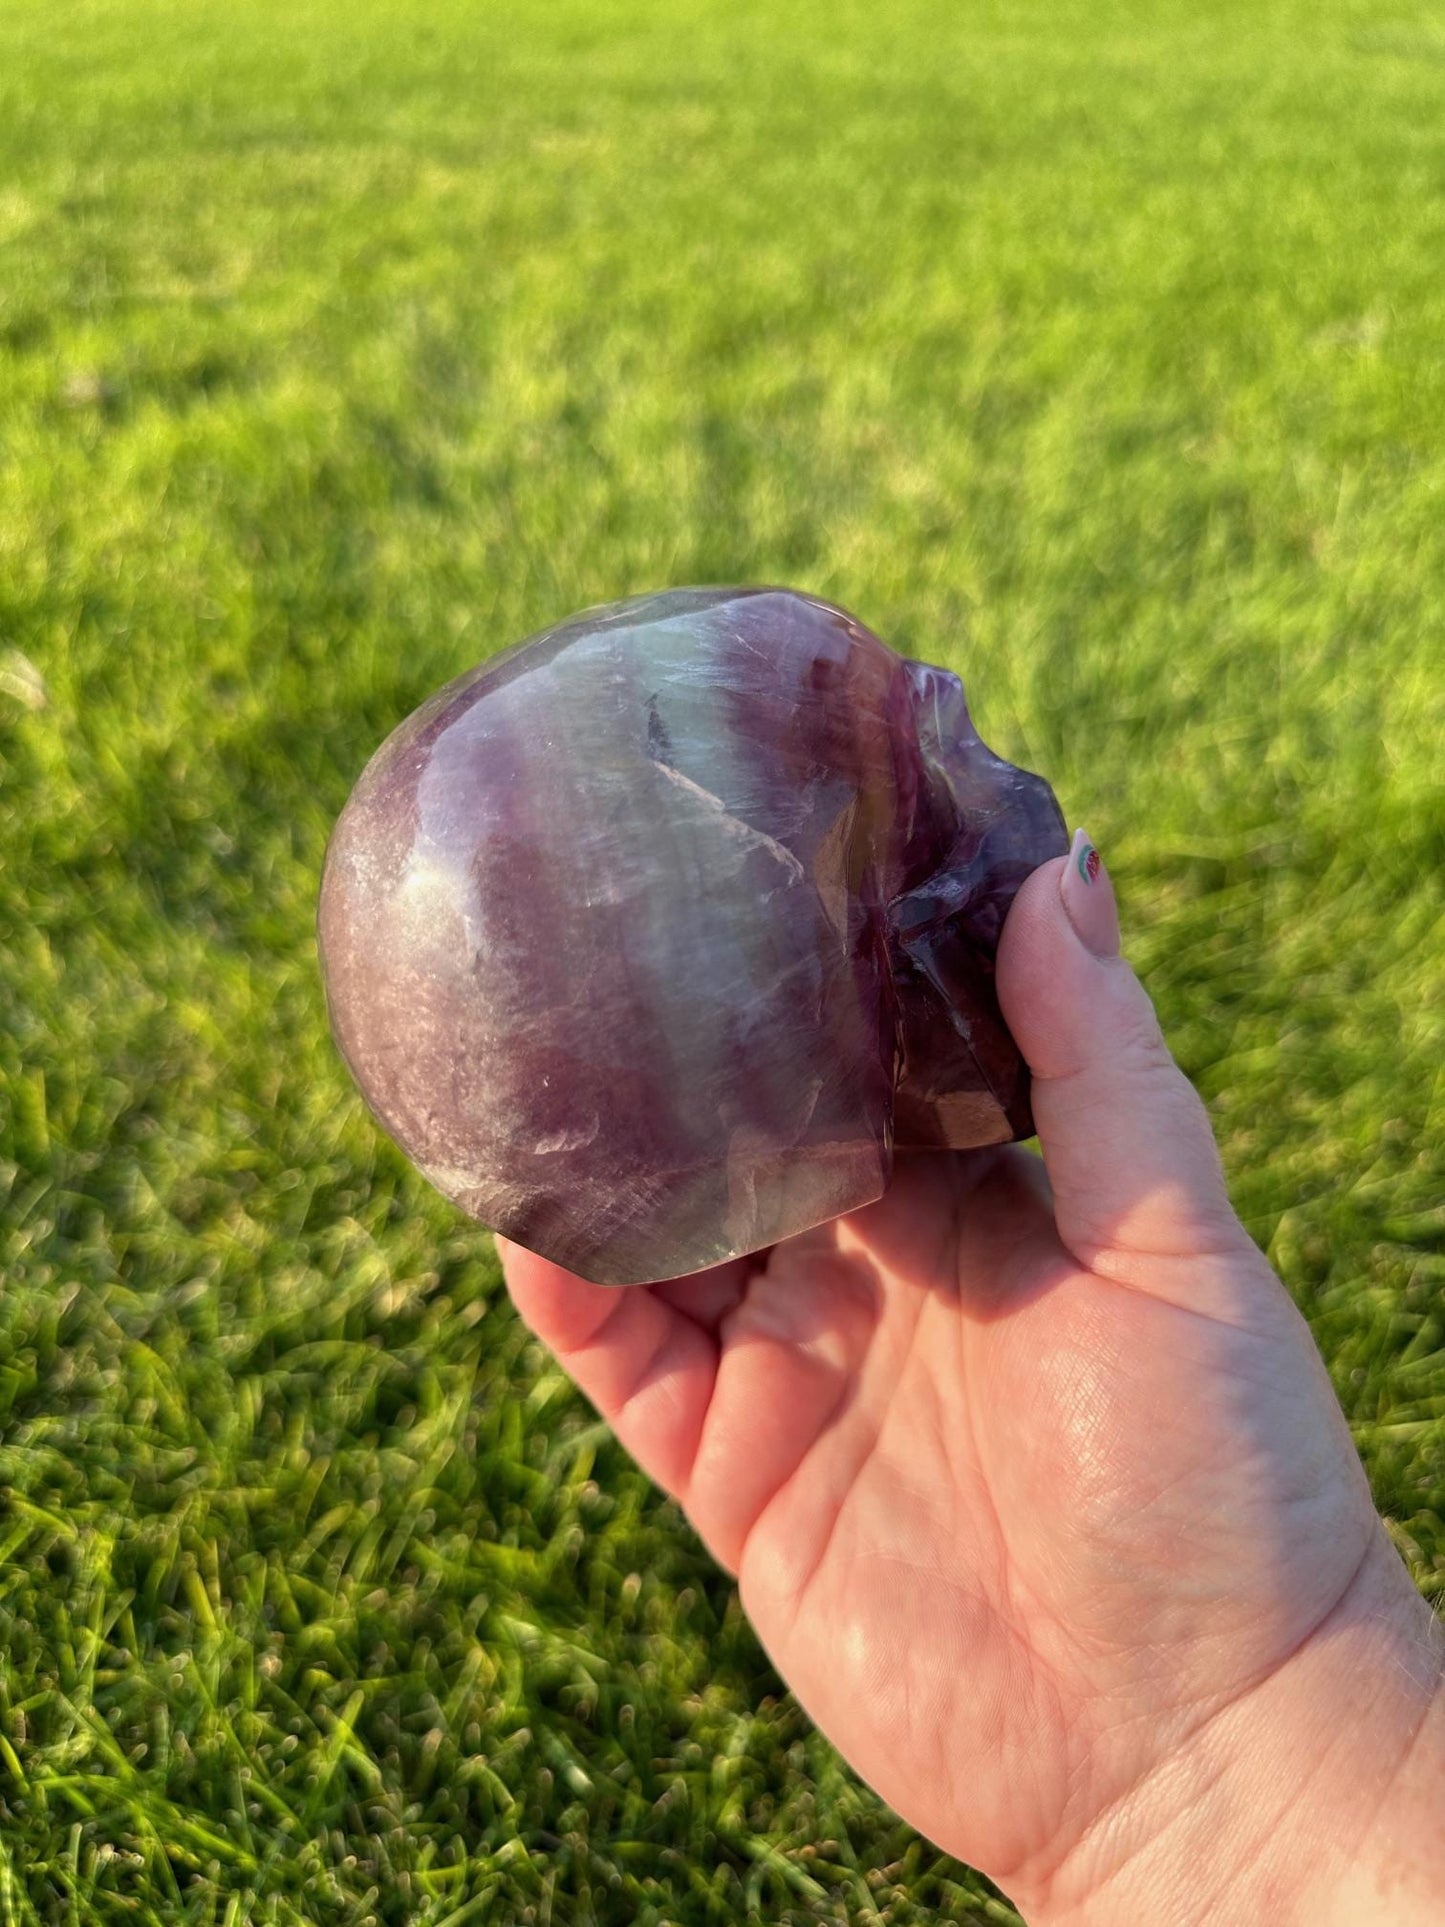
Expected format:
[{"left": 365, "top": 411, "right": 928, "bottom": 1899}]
[{"left": 996, "top": 831, "right": 1255, "bottom": 1283}]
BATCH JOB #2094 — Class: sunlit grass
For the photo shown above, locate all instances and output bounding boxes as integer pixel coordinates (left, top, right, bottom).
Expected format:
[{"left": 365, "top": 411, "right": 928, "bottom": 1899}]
[{"left": 0, "top": 0, "right": 1441, "bottom": 1919}]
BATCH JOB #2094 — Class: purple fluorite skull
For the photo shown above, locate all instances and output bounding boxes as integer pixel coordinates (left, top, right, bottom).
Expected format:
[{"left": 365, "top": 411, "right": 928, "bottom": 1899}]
[{"left": 318, "top": 589, "right": 1067, "bottom": 1284}]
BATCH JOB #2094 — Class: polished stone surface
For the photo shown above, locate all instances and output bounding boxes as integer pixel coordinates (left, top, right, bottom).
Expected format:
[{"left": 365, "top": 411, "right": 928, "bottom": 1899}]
[{"left": 318, "top": 589, "right": 1067, "bottom": 1284}]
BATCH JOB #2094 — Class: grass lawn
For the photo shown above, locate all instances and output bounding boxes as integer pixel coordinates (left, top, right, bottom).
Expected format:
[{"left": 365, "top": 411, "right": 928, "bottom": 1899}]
[{"left": 1, "top": 0, "right": 1442, "bottom": 1918}]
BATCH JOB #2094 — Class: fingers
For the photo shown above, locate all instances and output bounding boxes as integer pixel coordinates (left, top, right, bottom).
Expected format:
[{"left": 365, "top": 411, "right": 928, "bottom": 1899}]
[
  {"left": 497, "top": 1237, "right": 725, "bottom": 1502},
  {"left": 996, "top": 833, "right": 1258, "bottom": 1288},
  {"left": 652, "top": 1259, "right": 755, "bottom": 1328}
]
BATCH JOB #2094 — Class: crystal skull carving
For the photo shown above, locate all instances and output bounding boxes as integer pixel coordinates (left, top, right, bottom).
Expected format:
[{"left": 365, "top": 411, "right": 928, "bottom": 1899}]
[{"left": 318, "top": 588, "right": 1068, "bottom": 1284}]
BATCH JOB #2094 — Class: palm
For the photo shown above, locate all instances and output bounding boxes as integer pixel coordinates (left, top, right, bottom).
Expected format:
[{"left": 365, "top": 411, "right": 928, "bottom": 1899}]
[{"left": 502, "top": 1145, "right": 1378, "bottom": 1894}]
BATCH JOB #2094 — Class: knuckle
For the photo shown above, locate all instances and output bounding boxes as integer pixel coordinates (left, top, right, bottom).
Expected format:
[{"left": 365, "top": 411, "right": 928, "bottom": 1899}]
[{"left": 1112, "top": 1000, "right": 1177, "bottom": 1081}]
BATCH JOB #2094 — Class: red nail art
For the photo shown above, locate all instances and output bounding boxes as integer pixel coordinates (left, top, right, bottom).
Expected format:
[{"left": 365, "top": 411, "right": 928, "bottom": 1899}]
[{"left": 1079, "top": 843, "right": 1101, "bottom": 884}]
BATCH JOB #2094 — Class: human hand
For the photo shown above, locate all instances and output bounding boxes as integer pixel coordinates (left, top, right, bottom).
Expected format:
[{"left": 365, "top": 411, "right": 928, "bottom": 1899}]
[{"left": 499, "top": 834, "right": 1444, "bottom": 1923}]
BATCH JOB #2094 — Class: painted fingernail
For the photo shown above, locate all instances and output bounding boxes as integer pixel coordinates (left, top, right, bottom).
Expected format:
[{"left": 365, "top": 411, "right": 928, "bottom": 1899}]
[{"left": 1060, "top": 828, "right": 1120, "bottom": 959}]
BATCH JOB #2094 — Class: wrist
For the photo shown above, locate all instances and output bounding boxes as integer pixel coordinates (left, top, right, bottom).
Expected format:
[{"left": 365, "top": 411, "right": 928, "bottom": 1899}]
[
  {"left": 1024, "top": 1528, "right": 1445, "bottom": 1927},
  {"left": 1313, "top": 1595, "right": 1445, "bottom": 1927}
]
